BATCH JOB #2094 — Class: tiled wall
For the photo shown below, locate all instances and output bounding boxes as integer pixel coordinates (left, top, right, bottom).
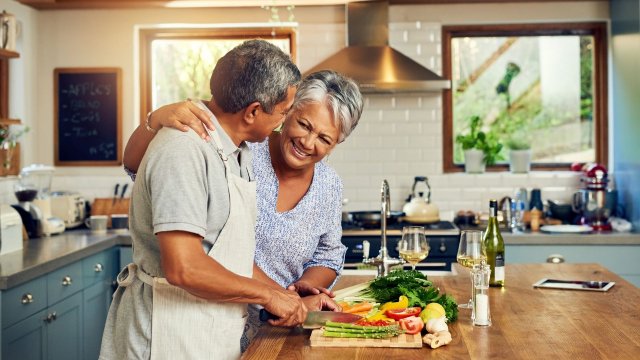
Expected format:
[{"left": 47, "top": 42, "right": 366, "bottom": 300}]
[{"left": 300, "top": 21, "right": 581, "bottom": 216}]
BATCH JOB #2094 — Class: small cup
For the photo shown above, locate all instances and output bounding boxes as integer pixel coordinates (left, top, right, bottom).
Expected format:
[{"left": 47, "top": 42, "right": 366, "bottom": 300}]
[
  {"left": 85, "top": 215, "right": 108, "bottom": 234},
  {"left": 111, "top": 214, "right": 129, "bottom": 233}
]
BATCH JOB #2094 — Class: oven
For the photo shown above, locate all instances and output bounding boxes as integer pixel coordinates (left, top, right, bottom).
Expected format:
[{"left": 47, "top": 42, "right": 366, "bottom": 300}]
[{"left": 341, "top": 220, "right": 460, "bottom": 272}]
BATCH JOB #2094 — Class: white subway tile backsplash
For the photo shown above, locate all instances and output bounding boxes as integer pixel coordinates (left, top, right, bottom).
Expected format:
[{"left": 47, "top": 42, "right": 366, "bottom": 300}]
[
  {"left": 380, "top": 109, "right": 409, "bottom": 122},
  {"left": 389, "top": 21, "right": 421, "bottom": 31},
  {"left": 366, "top": 96, "right": 395, "bottom": 110},
  {"left": 394, "top": 96, "right": 422, "bottom": 109}
]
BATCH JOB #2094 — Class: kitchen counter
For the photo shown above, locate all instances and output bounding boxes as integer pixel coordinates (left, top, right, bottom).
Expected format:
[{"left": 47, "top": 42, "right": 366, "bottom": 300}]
[
  {"left": 242, "top": 263, "right": 640, "bottom": 359},
  {"left": 0, "top": 229, "right": 132, "bottom": 289}
]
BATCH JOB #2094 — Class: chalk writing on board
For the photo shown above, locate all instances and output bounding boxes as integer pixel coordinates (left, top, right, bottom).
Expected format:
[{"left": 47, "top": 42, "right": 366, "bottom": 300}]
[
  {"left": 88, "top": 141, "right": 116, "bottom": 160},
  {"left": 55, "top": 68, "right": 121, "bottom": 165}
]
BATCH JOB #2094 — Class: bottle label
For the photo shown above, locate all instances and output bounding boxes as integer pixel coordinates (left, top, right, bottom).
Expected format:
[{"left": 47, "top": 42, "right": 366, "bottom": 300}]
[{"left": 495, "top": 253, "right": 505, "bottom": 281}]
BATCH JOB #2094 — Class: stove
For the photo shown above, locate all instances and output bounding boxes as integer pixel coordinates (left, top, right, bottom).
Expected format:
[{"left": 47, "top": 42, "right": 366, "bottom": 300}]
[{"left": 341, "top": 220, "right": 460, "bottom": 272}]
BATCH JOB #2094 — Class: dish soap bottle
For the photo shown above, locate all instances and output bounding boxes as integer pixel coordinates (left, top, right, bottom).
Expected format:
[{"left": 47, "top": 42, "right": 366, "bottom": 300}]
[{"left": 483, "top": 199, "right": 505, "bottom": 287}]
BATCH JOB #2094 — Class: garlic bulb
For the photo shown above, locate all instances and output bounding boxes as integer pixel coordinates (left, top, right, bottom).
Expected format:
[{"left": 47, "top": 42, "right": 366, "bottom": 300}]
[{"left": 425, "top": 316, "right": 448, "bottom": 334}]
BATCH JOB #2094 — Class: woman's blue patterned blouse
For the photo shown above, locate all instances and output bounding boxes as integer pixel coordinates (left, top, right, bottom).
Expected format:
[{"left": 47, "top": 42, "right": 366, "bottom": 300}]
[{"left": 250, "top": 138, "right": 346, "bottom": 288}]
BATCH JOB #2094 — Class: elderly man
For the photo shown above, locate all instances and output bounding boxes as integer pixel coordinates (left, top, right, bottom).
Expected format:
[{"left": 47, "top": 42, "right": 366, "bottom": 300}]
[{"left": 99, "top": 40, "right": 307, "bottom": 360}]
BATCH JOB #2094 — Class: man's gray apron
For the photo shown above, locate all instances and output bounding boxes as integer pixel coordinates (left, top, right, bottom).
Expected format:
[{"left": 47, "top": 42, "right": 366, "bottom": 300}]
[{"left": 117, "top": 130, "right": 256, "bottom": 360}]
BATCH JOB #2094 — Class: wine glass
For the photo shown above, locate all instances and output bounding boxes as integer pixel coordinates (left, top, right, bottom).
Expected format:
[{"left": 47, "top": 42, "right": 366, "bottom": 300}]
[
  {"left": 456, "top": 230, "right": 487, "bottom": 309},
  {"left": 398, "top": 226, "right": 430, "bottom": 271}
]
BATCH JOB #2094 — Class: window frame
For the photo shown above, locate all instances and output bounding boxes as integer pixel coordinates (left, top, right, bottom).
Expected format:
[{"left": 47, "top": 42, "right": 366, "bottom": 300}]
[
  {"left": 139, "top": 27, "right": 297, "bottom": 125},
  {"left": 441, "top": 22, "right": 608, "bottom": 173}
]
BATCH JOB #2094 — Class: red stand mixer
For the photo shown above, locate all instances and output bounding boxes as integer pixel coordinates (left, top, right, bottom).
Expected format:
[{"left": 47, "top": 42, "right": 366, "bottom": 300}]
[{"left": 572, "top": 163, "right": 615, "bottom": 231}]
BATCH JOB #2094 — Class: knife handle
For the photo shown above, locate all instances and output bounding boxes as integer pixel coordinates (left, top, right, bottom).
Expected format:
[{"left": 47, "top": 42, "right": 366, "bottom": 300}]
[{"left": 259, "top": 309, "right": 278, "bottom": 322}]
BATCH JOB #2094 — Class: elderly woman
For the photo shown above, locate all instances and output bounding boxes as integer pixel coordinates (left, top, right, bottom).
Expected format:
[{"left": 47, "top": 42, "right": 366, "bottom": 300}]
[{"left": 124, "top": 70, "right": 363, "bottom": 349}]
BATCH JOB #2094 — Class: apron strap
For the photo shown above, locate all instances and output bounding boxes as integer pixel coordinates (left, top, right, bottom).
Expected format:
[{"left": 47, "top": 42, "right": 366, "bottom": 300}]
[{"left": 116, "top": 263, "right": 154, "bottom": 287}]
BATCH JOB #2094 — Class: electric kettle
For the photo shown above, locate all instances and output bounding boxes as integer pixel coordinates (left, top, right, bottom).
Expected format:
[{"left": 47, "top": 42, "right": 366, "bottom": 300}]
[{"left": 402, "top": 176, "right": 440, "bottom": 223}]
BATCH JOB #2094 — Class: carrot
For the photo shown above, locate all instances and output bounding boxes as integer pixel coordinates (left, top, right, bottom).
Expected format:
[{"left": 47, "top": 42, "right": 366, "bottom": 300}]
[{"left": 342, "top": 301, "right": 373, "bottom": 314}]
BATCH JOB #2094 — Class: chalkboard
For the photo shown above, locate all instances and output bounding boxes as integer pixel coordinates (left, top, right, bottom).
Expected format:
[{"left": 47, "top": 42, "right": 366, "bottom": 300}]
[{"left": 54, "top": 68, "right": 122, "bottom": 166}]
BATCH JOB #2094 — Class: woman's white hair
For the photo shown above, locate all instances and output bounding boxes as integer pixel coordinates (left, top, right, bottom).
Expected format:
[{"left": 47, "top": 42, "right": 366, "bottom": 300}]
[{"left": 292, "top": 70, "right": 363, "bottom": 143}]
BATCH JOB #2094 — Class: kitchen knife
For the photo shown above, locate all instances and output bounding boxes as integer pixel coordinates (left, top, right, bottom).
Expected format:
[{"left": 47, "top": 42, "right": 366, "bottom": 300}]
[
  {"left": 120, "top": 183, "right": 128, "bottom": 200},
  {"left": 112, "top": 184, "right": 119, "bottom": 205},
  {"left": 259, "top": 309, "right": 362, "bottom": 329}
]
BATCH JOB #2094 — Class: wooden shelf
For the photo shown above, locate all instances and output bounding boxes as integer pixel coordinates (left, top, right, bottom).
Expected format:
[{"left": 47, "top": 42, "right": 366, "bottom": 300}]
[
  {"left": 0, "top": 49, "right": 19, "bottom": 60},
  {"left": 0, "top": 118, "right": 22, "bottom": 126}
]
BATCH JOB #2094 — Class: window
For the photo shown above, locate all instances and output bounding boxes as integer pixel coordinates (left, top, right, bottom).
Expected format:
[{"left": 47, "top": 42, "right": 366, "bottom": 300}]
[
  {"left": 139, "top": 27, "right": 296, "bottom": 123},
  {"left": 442, "top": 23, "right": 608, "bottom": 172}
]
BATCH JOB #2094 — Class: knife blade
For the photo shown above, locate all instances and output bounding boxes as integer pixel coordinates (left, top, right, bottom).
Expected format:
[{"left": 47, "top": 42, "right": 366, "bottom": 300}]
[{"left": 259, "top": 309, "right": 362, "bottom": 329}]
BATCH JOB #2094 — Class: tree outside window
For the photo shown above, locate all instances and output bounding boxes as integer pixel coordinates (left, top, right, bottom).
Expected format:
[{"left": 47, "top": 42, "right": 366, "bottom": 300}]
[{"left": 139, "top": 27, "right": 295, "bottom": 123}]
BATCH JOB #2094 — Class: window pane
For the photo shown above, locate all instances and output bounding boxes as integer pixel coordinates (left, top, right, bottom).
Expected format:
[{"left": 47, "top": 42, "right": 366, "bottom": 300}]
[
  {"left": 151, "top": 38, "right": 290, "bottom": 109},
  {"left": 451, "top": 35, "right": 596, "bottom": 165}
]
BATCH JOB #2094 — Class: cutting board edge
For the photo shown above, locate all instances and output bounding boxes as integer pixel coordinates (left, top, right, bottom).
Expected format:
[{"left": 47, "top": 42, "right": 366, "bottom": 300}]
[{"left": 309, "top": 329, "right": 423, "bottom": 348}]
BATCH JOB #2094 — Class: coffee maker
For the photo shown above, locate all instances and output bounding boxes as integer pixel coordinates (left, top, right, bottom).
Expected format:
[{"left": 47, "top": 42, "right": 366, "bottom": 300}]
[
  {"left": 572, "top": 163, "right": 614, "bottom": 231},
  {"left": 11, "top": 165, "right": 65, "bottom": 238}
]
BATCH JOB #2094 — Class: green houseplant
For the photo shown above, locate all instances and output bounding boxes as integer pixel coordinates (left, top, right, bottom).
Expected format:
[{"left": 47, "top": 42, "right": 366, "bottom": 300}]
[
  {"left": 456, "top": 116, "right": 503, "bottom": 173},
  {"left": 506, "top": 134, "right": 531, "bottom": 173}
]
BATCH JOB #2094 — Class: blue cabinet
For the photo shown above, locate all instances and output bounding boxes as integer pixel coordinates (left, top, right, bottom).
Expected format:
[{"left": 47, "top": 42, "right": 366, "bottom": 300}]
[
  {"left": 47, "top": 293, "right": 83, "bottom": 360},
  {"left": 2, "top": 309, "right": 47, "bottom": 360},
  {"left": 1, "top": 247, "right": 122, "bottom": 360}
]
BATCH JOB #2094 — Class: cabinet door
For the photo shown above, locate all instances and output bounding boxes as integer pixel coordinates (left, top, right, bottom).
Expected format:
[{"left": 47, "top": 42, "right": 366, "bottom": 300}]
[
  {"left": 47, "top": 292, "right": 83, "bottom": 360},
  {"left": 2, "top": 309, "right": 47, "bottom": 360},
  {"left": 83, "top": 281, "right": 111, "bottom": 360}
]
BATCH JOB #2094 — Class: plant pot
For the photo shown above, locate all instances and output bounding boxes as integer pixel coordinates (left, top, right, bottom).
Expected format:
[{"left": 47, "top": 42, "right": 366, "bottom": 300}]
[
  {"left": 464, "top": 149, "right": 485, "bottom": 174},
  {"left": 509, "top": 149, "right": 531, "bottom": 174}
]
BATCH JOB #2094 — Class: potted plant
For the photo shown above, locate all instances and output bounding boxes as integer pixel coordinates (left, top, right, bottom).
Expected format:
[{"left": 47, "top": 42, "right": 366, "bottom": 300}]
[
  {"left": 506, "top": 135, "right": 531, "bottom": 174},
  {"left": 456, "top": 116, "right": 503, "bottom": 173},
  {"left": 0, "top": 125, "right": 29, "bottom": 173}
]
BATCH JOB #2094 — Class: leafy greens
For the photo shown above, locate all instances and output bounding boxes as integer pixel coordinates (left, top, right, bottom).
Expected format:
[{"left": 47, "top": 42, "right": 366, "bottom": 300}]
[{"left": 358, "top": 269, "right": 459, "bottom": 322}]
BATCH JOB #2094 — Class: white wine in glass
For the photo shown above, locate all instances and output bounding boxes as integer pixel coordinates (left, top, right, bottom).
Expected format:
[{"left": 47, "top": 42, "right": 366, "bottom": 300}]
[
  {"left": 457, "top": 230, "right": 487, "bottom": 309},
  {"left": 398, "top": 226, "right": 430, "bottom": 271},
  {"left": 456, "top": 254, "right": 488, "bottom": 268}
]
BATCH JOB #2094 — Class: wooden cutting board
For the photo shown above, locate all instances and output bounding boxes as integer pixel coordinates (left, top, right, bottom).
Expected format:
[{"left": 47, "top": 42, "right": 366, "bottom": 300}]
[{"left": 310, "top": 329, "right": 422, "bottom": 348}]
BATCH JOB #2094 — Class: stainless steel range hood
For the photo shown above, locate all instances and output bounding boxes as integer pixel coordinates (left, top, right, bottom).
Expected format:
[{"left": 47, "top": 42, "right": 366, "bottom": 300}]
[{"left": 304, "top": 1, "right": 450, "bottom": 93}]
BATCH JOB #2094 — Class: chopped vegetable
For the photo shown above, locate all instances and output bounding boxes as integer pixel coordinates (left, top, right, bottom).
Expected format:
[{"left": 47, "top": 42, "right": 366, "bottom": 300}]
[
  {"left": 355, "top": 319, "right": 391, "bottom": 327},
  {"left": 352, "top": 269, "right": 459, "bottom": 322},
  {"left": 379, "top": 295, "right": 409, "bottom": 312},
  {"left": 342, "top": 301, "right": 373, "bottom": 314},
  {"left": 386, "top": 307, "right": 422, "bottom": 320},
  {"left": 399, "top": 316, "right": 424, "bottom": 335}
]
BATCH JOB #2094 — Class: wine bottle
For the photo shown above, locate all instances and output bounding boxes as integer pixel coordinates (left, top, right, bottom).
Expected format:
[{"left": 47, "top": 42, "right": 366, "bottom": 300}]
[{"left": 483, "top": 199, "right": 505, "bottom": 287}]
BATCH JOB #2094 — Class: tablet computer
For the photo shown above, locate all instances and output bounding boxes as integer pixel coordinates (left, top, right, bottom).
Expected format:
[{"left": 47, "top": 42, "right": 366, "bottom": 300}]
[{"left": 533, "top": 278, "right": 615, "bottom": 292}]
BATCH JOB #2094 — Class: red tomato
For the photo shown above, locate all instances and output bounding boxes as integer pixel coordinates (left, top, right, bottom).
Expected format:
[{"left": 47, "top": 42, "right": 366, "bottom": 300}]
[
  {"left": 385, "top": 307, "right": 422, "bottom": 320},
  {"left": 399, "top": 316, "right": 424, "bottom": 335}
]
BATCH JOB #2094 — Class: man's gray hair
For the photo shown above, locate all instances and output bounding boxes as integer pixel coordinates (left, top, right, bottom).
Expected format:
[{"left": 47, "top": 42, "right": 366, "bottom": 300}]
[
  {"left": 210, "top": 39, "right": 301, "bottom": 114},
  {"left": 292, "top": 70, "right": 363, "bottom": 143}
]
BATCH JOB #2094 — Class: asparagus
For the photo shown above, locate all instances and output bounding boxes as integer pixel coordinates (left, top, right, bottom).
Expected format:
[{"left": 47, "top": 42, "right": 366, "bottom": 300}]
[
  {"left": 322, "top": 331, "right": 399, "bottom": 339},
  {"left": 324, "top": 321, "right": 399, "bottom": 332}
]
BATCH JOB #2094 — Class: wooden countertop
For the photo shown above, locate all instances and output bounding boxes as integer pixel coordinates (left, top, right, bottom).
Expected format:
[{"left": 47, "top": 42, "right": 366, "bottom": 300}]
[{"left": 242, "top": 263, "right": 640, "bottom": 359}]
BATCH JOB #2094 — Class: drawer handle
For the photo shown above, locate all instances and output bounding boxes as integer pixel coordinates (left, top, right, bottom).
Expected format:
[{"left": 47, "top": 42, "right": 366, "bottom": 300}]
[
  {"left": 62, "top": 276, "right": 73, "bottom": 286},
  {"left": 44, "top": 312, "right": 57, "bottom": 323},
  {"left": 547, "top": 254, "right": 565, "bottom": 264},
  {"left": 21, "top": 293, "right": 34, "bottom": 304},
  {"left": 94, "top": 263, "right": 104, "bottom": 272}
]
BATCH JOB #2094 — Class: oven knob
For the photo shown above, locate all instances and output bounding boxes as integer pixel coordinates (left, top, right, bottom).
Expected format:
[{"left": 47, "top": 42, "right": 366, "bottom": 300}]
[{"left": 439, "top": 241, "right": 447, "bottom": 253}]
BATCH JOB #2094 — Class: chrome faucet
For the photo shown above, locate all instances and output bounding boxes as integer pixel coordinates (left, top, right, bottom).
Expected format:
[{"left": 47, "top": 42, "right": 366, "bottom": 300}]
[{"left": 363, "top": 179, "right": 404, "bottom": 277}]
